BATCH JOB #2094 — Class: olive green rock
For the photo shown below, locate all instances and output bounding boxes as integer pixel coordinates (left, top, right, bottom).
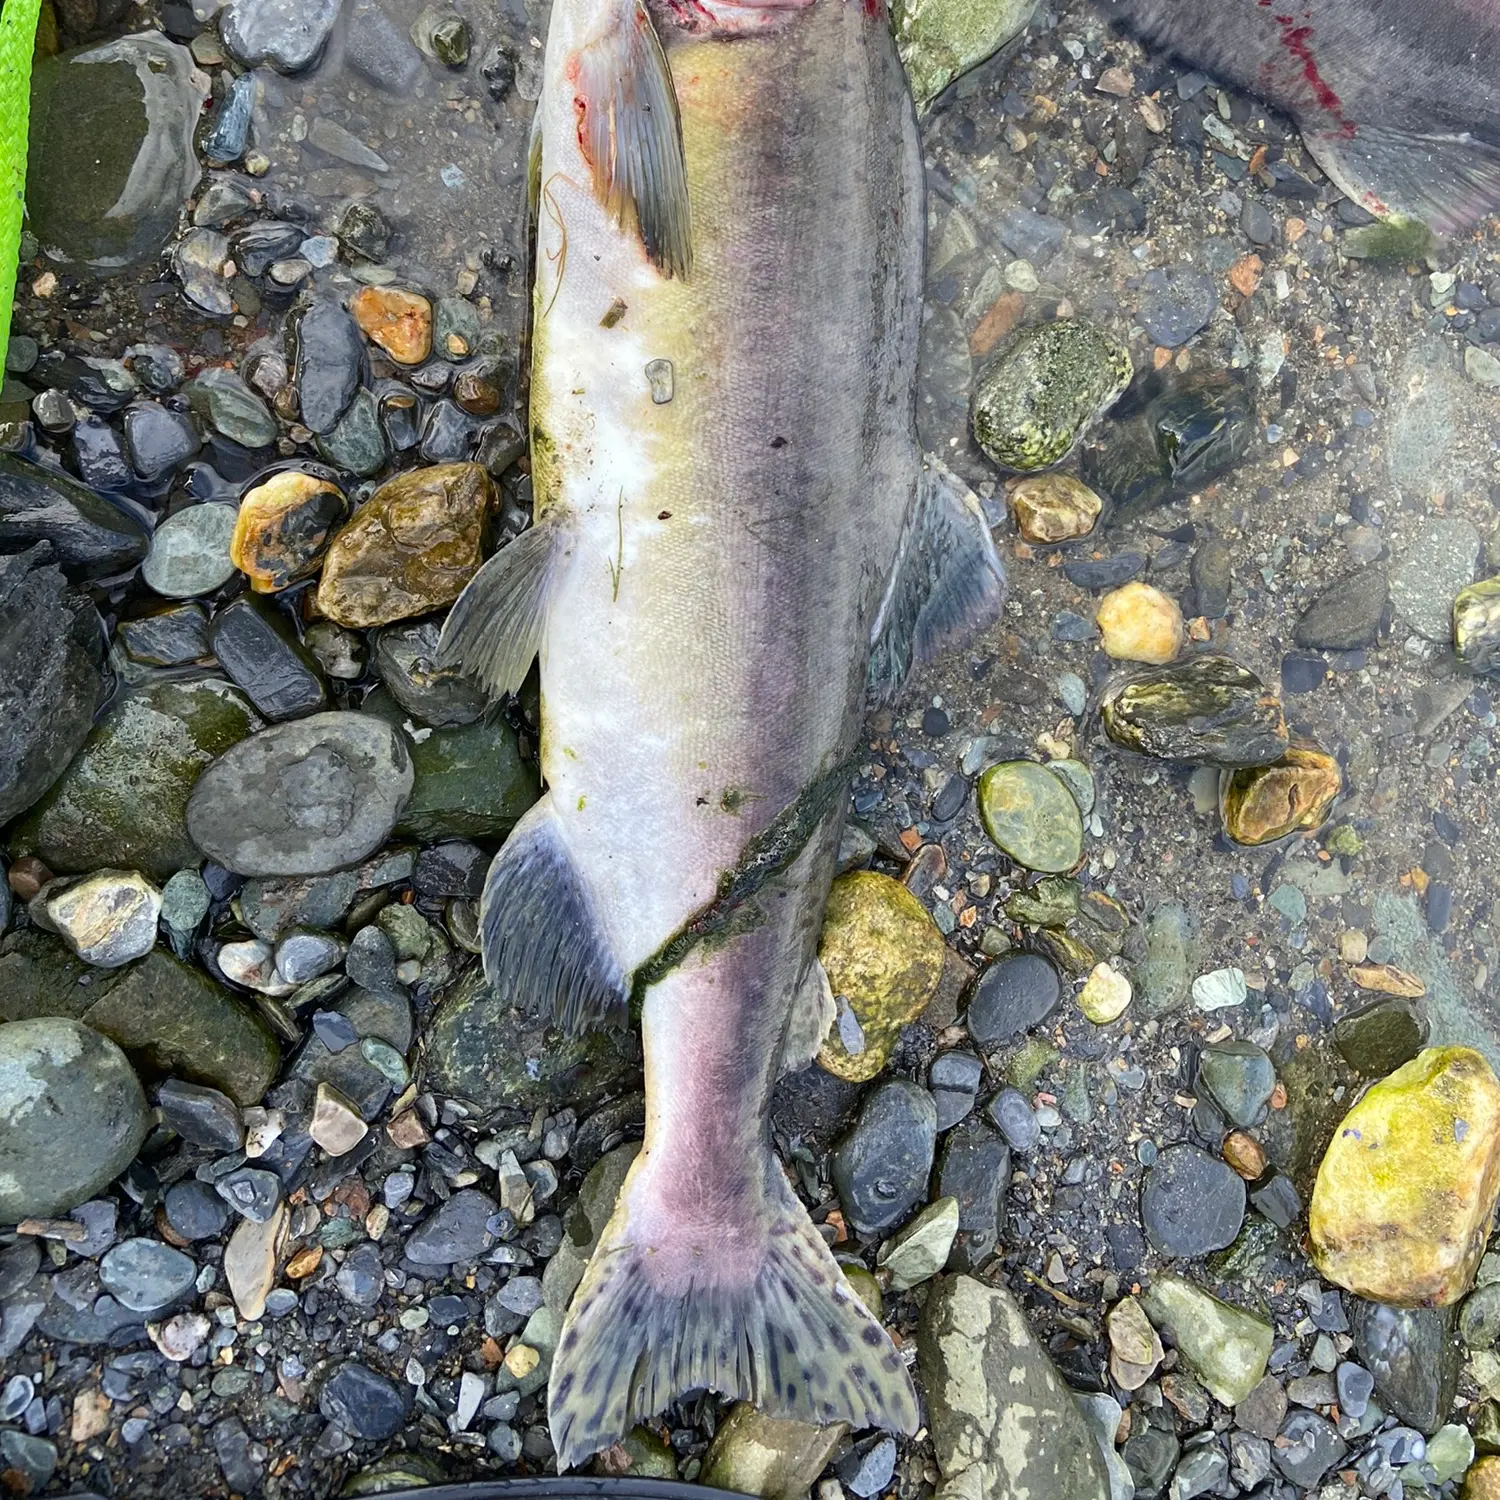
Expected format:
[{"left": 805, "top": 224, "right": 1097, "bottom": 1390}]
[
  {"left": 700, "top": 1404, "right": 847, "bottom": 1500},
  {"left": 424, "top": 963, "right": 641, "bottom": 1115},
  {"left": 1310, "top": 1046, "right": 1500, "bottom": 1306},
  {"left": 893, "top": 0, "right": 1036, "bottom": 109},
  {"left": 10, "top": 678, "right": 260, "bottom": 879},
  {"left": 1333, "top": 997, "right": 1430, "bottom": 1078},
  {"left": 816, "top": 871, "right": 947, "bottom": 1082},
  {"left": 970, "top": 321, "right": 1132, "bottom": 473},
  {"left": 0, "top": 935, "right": 278, "bottom": 1106},
  {"left": 362, "top": 689, "right": 539, "bottom": 840},
  {"left": 977, "top": 760, "right": 1083, "bottom": 873},
  {"left": 918, "top": 1274, "right": 1110, "bottom": 1500},
  {"left": 876, "top": 1195, "right": 959, "bottom": 1290},
  {"left": 1139, "top": 1272, "right": 1273, "bottom": 1405}
]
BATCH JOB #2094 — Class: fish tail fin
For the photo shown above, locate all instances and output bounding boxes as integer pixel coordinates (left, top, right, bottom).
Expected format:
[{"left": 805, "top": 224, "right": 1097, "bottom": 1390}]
[{"left": 548, "top": 1148, "right": 919, "bottom": 1469}]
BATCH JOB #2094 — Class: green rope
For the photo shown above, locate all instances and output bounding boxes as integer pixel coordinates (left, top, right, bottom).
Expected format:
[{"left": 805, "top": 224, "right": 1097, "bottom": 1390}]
[{"left": 0, "top": 0, "right": 44, "bottom": 379}]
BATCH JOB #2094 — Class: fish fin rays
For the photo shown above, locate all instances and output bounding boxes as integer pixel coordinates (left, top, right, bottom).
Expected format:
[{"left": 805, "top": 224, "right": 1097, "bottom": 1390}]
[
  {"left": 778, "top": 956, "right": 834, "bottom": 1075},
  {"left": 438, "top": 519, "right": 562, "bottom": 701},
  {"left": 475, "top": 795, "right": 630, "bottom": 1034},
  {"left": 573, "top": 0, "right": 693, "bottom": 279},
  {"left": 1305, "top": 122, "right": 1500, "bottom": 237},
  {"left": 548, "top": 1158, "right": 919, "bottom": 1469},
  {"left": 867, "top": 457, "right": 1007, "bottom": 703}
]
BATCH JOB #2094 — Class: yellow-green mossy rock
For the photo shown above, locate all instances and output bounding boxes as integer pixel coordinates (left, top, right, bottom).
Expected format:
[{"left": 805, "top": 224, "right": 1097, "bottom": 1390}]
[
  {"left": 816, "top": 871, "right": 946, "bottom": 1083},
  {"left": 1221, "top": 744, "right": 1341, "bottom": 845},
  {"left": 1309, "top": 1046, "right": 1500, "bottom": 1306},
  {"left": 893, "top": 0, "right": 1036, "bottom": 111}
]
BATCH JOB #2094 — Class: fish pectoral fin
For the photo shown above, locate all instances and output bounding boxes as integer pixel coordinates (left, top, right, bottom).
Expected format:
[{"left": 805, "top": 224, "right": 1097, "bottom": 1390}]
[
  {"left": 548, "top": 1158, "right": 918, "bottom": 1469},
  {"left": 475, "top": 793, "right": 630, "bottom": 1034},
  {"left": 778, "top": 957, "right": 834, "bottom": 1075},
  {"left": 867, "top": 456, "right": 1008, "bottom": 703},
  {"left": 437, "top": 518, "right": 562, "bottom": 701},
  {"left": 572, "top": 0, "right": 693, "bottom": 279},
  {"left": 1305, "top": 121, "right": 1500, "bottom": 239}
]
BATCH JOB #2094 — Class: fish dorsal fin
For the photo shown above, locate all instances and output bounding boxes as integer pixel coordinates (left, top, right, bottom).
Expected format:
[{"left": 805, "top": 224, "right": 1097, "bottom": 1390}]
[
  {"left": 438, "top": 517, "right": 564, "bottom": 700},
  {"left": 867, "top": 457, "right": 1008, "bottom": 703},
  {"left": 573, "top": 0, "right": 693, "bottom": 279}
]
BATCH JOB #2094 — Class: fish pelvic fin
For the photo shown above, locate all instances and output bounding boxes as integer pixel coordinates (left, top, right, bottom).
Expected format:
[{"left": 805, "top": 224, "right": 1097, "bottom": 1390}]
[
  {"left": 1305, "top": 122, "right": 1500, "bottom": 238},
  {"left": 573, "top": 0, "right": 693, "bottom": 279},
  {"left": 476, "top": 793, "right": 630, "bottom": 1033},
  {"left": 438, "top": 518, "right": 562, "bottom": 701},
  {"left": 548, "top": 1153, "right": 919, "bottom": 1469},
  {"left": 867, "top": 457, "right": 1007, "bottom": 703}
]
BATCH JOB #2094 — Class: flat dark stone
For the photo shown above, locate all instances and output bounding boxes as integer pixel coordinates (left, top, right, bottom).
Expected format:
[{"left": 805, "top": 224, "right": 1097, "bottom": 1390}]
[
  {"left": 831, "top": 1079, "right": 937, "bottom": 1239},
  {"left": 1141, "top": 1143, "right": 1245, "bottom": 1256},
  {"left": 319, "top": 1361, "right": 410, "bottom": 1440},
  {"left": 965, "top": 953, "right": 1061, "bottom": 1045}
]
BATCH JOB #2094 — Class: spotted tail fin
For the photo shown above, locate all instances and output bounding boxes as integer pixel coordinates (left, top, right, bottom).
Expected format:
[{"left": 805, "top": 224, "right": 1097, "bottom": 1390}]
[{"left": 548, "top": 1147, "right": 919, "bottom": 1469}]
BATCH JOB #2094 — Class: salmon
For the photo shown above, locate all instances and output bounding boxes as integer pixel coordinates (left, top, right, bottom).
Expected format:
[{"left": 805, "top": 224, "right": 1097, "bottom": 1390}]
[
  {"left": 1110, "top": 0, "right": 1500, "bottom": 233},
  {"left": 439, "top": 0, "right": 1006, "bottom": 1467}
]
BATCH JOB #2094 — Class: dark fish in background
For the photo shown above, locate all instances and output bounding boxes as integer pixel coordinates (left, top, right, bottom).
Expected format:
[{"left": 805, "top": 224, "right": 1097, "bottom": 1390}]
[{"left": 1106, "top": 0, "right": 1500, "bottom": 233}]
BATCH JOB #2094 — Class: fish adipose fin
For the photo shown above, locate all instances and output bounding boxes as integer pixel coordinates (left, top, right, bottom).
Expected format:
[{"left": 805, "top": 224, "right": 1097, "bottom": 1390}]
[
  {"left": 573, "top": 0, "right": 693, "bottom": 279},
  {"left": 438, "top": 518, "right": 562, "bottom": 700},
  {"left": 548, "top": 1154, "right": 919, "bottom": 1469},
  {"left": 1304, "top": 123, "right": 1500, "bottom": 239},
  {"left": 475, "top": 795, "right": 630, "bottom": 1033},
  {"left": 867, "top": 457, "right": 1007, "bottom": 703}
]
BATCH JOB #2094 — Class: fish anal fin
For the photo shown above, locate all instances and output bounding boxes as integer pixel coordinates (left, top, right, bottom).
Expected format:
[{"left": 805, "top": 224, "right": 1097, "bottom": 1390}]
[
  {"left": 475, "top": 794, "right": 629, "bottom": 1034},
  {"left": 548, "top": 1155, "right": 919, "bottom": 1469},
  {"left": 437, "top": 519, "right": 562, "bottom": 702},
  {"left": 572, "top": 0, "right": 692, "bottom": 279},
  {"left": 867, "top": 457, "right": 1007, "bottom": 703},
  {"left": 1305, "top": 122, "right": 1500, "bottom": 238}
]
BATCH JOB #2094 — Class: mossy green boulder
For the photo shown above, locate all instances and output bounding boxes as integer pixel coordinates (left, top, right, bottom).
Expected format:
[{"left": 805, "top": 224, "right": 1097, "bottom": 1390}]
[
  {"left": 1310, "top": 1046, "right": 1500, "bottom": 1306},
  {"left": 892, "top": 0, "right": 1035, "bottom": 110},
  {"left": 816, "top": 870, "right": 946, "bottom": 1082},
  {"left": 10, "top": 678, "right": 260, "bottom": 879},
  {"left": 970, "top": 320, "right": 1132, "bottom": 473}
]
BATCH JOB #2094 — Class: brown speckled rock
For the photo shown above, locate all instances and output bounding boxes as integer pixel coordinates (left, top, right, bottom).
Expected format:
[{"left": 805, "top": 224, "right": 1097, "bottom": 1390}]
[{"left": 315, "top": 463, "right": 493, "bottom": 628}]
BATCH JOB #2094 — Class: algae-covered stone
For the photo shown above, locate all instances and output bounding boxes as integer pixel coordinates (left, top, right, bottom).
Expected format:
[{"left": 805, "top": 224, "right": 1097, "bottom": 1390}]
[
  {"left": 917, "top": 1274, "right": 1110, "bottom": 1500},
  {"left": 1006, "top": 471, "right": 1102, "bottom": 544},
  {"left": 315, "top": 462, "right": 493, "bottom": 628},
  {"left": 0, "top": 1017, "right": 149, "bottom": 1221},
  {"left": 1221, "top": 745, "right": 1341, "bottom": 845},
  {"left": 1310, "top": 1046, "right": 1500, "bottom": 1306},
  {"left": 977, "top": 760, "right": 1083, "bottom": 873},
  {"left": 893, "top": 0, "right": 1035, "bottom": 109},
  {"left": 1139, "top": 1272, "right": 1273, "bottom": 1405},
  {"left": 424, "top": 964, "right": 641, "bottom": 1115},
  {"left": 700, "top": 1403, "right": 846, "bottom": 1500},
  {"left": 81, "top": 950, "right": 280, "bottom": 1105},
  {"left": 971, "top": 321, "right": 1132, "bottom": 473},
  {"left": 815, "top": 871, "right": 946, "bottom": 1082},
  {"left": 1334, "top": 997, "right": 1430, "bottom": 1078},
  {"left": 231, "top": 470, "right": 347, "bottom": 593},
  {"left": 26, "top": 35, "right": 208, "bottom": 272},
  {"left": 10, "top": 679, "right": 260, "bottom": 880},
  {"left": 876, "top": 1196, "right": 959, "bottom": 1291},
  {"left": 1101, "top": 655, "right": 1288, "bottom": 767},
  {"left": 361, "top": 690, "right": 538, "bottom": 841},
  {"left": 1467, "top": 1456, "right": 1500, "bottom": 1500},
  {"left": 1455, "top": 577, "right": 1500, "bottom": 673}
]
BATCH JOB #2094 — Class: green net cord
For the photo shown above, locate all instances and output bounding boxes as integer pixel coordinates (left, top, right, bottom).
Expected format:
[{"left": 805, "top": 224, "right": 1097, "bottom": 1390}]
[{"left": 0, "top": 0, "right": 43, "bottom": 378}]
